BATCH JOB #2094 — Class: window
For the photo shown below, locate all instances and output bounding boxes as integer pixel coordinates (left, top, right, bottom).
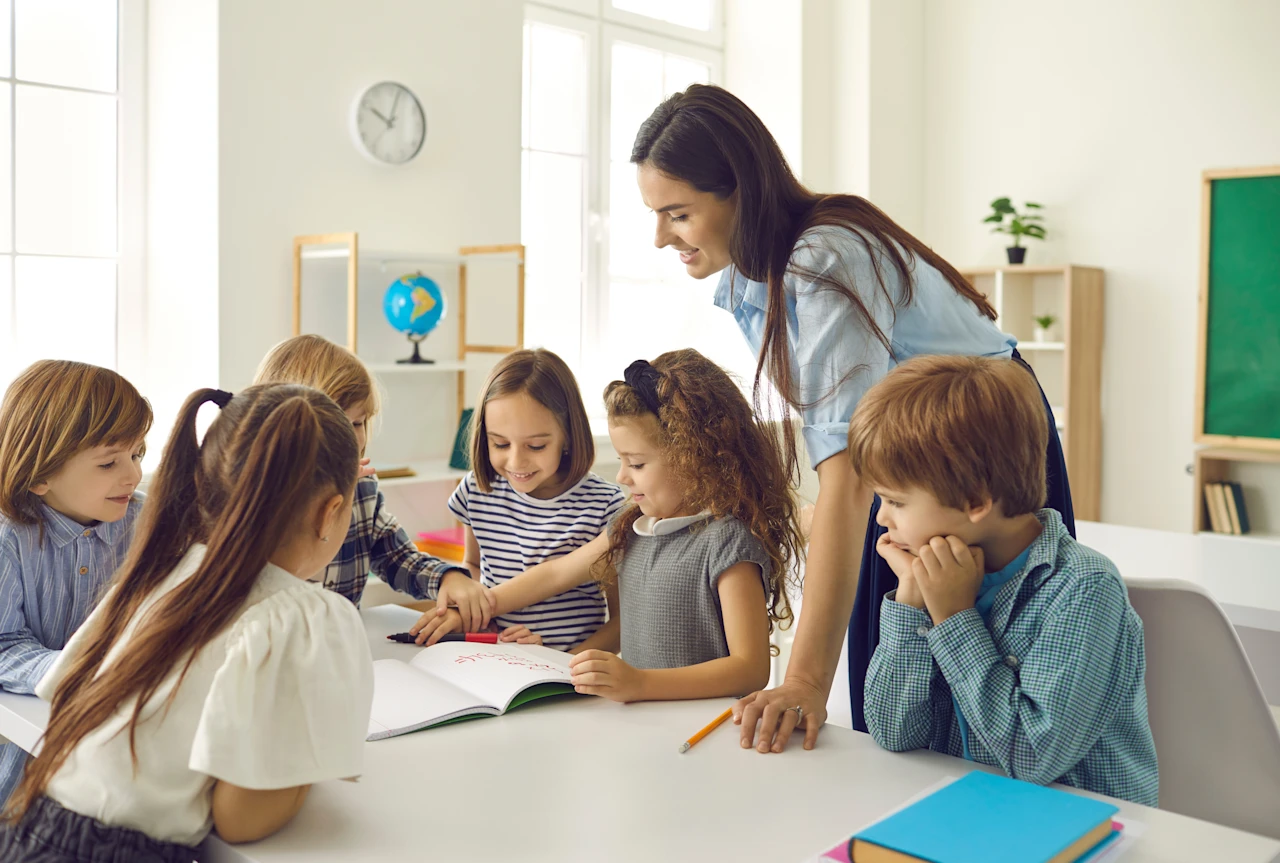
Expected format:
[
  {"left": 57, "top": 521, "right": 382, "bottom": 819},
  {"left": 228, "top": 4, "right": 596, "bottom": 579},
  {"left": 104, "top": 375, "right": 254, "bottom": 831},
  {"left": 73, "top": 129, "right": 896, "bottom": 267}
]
[
  {"left": 0, "top": 0, "right": 141, "bottom": 386},
  {"left": 523, "top": 0, "right": 754, "bottom": 415}
]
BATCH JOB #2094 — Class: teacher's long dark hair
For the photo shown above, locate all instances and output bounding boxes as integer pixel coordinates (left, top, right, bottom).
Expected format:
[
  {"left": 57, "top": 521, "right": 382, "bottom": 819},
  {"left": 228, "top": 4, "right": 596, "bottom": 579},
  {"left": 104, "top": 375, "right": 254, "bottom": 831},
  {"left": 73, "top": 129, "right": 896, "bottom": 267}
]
[{"left": 632, "top": 83, "right": 997, "bottom": 476}]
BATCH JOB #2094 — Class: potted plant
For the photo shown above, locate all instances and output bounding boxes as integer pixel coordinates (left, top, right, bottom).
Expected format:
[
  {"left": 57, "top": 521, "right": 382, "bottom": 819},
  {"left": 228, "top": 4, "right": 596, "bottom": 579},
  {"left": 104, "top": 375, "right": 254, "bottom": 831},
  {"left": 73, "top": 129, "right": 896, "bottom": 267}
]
[
  {"left": 984, "top": 198, "right": 1046, "bottom": 264},
  {"left": 1033, "top": 313, "right": 1057, "bottom": 343}
]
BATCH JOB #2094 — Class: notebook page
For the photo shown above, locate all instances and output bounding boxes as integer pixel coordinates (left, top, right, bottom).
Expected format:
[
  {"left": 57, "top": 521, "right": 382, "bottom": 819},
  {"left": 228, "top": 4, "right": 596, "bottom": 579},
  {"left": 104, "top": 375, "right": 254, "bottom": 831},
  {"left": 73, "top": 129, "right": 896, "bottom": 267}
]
[
  {"left": 367, "top": 659, "right": 494, "bottom": 740},
  {"left": 409, "top": 642, "right": 574, "bottom": 711}
]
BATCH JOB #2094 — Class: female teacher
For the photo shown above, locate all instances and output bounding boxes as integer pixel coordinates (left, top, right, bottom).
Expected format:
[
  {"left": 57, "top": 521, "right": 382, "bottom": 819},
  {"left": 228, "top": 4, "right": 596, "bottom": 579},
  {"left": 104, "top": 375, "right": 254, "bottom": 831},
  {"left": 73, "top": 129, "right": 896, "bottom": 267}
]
[{"left": 629, "top": 84, "right": 1075, "bottom": 752}]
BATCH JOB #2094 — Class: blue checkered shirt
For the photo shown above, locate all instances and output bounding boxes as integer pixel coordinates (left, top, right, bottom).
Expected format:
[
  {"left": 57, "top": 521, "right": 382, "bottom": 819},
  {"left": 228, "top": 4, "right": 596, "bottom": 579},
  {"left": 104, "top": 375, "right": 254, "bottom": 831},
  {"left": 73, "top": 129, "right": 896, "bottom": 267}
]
[
  {"left": 322, "top": 477, "right": 469, "bottom": 606},
  {"left": 0, "top": 497, "right": 143, "bottom": 807},
  {"left": 865, "top": 509, "right": 1159, "bottom": 806}
]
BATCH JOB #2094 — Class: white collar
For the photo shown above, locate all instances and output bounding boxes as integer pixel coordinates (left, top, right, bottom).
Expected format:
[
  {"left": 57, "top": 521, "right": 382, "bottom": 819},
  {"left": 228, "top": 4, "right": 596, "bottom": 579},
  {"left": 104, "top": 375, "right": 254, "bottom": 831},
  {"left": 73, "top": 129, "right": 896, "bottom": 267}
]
[{"left": 632, "top": 510, "right": 713, "bottom": 537}]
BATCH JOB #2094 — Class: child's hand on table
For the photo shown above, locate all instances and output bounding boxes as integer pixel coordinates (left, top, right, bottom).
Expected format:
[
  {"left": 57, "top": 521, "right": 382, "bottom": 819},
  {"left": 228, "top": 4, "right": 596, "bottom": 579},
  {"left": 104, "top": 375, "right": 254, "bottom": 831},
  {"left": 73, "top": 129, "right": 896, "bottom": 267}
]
[
  {"left": 409, "top": 607, "right": 463, "bottom": 645},
  {"left": 569, "top": 650, "right": 645, "bottom": 702},
  {"left": 499, "top": 625, "right": 542, "bottom": 646},
  {"left": 913, "top": 536, "right": 985, "bottom": 624},
  {"left": 435, "top": 571, "right": 497, "bottom": 632},
  {"left": 875, "top": 533, "right": 926, "bottom": 609}
]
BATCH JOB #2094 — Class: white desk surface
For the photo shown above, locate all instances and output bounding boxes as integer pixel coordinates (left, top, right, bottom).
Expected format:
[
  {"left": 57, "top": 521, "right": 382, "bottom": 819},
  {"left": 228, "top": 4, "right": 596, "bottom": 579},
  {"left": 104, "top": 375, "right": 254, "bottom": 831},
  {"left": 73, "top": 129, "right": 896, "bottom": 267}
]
[
  {"left": 3, "top": 604, "right": 1278, "bottom": 863},
  {"left": 1077, "top": 520, "right": 1280, "bottom": 630}
]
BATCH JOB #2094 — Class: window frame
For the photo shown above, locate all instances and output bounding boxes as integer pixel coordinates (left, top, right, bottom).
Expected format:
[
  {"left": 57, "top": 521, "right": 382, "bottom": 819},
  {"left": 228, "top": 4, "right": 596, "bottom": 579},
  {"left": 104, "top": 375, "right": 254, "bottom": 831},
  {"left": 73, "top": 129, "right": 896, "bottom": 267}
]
[
  {"left": 523, "top": 1, "right": 725, "bottom": 416},
  {"left": 0, "top": 0, "right": 145, "bottom": 383}
]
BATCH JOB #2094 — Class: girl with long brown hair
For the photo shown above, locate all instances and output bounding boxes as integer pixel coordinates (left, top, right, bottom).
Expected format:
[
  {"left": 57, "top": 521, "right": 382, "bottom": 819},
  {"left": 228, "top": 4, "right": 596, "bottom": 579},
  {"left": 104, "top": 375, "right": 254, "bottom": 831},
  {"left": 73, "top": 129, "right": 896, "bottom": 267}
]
[
  {"left": 0, "top": 361, "right": 151, "bottom": 812},
  {"left": 629, "top": 84, "right": 1074, "bottom": 749},
  {"left": 417, "top": 349, "right": 804, "bottom": 704},
  {"left": 254, "top": 335, "right": 493, "bottom": 630},
  {"left": 0, "top": 384, "right": 373, "bottom": 862}
]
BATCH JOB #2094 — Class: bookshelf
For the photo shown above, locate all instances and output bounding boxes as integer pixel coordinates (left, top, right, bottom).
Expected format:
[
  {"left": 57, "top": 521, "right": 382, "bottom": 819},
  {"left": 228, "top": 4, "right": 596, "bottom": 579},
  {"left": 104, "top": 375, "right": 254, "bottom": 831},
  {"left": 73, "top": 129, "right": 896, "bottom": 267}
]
[
  {"left": 291, "top": 233, "right": 525, "bottom": 489},
  {"left": 959, "top": 265, "right": 1105, "bottom": 522}
]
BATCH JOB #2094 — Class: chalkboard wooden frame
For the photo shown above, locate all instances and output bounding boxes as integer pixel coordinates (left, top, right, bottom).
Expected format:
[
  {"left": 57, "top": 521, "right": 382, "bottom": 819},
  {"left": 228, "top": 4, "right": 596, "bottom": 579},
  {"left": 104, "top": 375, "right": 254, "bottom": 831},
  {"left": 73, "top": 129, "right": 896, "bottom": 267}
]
[{"left": 1195, "top": 165, "right": 1280, "bottom": 450}]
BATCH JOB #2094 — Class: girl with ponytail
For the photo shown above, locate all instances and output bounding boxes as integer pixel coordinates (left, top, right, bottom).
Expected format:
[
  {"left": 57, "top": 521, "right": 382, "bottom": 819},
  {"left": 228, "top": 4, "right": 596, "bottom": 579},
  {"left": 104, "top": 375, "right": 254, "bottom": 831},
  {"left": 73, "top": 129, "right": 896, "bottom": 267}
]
[{"left": 0, "top": 384, "right": 373, "bottom": 862}]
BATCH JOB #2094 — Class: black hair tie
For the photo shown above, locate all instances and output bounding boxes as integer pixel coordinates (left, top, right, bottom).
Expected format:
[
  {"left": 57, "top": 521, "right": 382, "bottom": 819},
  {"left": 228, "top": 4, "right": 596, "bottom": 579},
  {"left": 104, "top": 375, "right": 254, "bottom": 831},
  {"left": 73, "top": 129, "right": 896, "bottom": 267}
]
[
  {"left": 623, "top": 360, "right": 663, "bottom": 416},
  {"left": 210, "top": 389, "right": 234, "bottom": 409}
]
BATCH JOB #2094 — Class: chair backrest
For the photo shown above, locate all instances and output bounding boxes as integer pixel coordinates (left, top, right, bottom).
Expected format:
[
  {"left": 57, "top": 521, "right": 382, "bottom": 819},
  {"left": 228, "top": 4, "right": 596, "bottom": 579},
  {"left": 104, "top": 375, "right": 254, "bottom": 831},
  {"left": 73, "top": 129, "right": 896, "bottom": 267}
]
[{"left": 1125, "top": 577, "right": 1280, "bottom": 839}]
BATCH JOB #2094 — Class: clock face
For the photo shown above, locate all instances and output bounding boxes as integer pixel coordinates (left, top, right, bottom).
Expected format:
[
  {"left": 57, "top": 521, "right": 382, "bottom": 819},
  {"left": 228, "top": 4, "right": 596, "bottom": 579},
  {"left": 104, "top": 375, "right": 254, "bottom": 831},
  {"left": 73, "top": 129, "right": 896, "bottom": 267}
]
[{"left": 352, "top": 81, "right": 426, "bottom": 165}]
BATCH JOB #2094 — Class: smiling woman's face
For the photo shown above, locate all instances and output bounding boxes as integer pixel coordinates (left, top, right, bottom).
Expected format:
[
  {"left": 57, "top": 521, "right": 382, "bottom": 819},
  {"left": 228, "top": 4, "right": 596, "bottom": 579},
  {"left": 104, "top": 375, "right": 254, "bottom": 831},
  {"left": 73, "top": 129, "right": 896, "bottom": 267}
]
[{"left": 636, "top": 162, "right": 736, "bottom": 280}]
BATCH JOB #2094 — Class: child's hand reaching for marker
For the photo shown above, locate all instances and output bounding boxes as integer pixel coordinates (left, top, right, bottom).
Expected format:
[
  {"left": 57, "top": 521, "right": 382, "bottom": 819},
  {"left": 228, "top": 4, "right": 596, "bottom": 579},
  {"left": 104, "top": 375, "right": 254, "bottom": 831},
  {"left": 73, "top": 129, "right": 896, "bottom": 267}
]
[
  {"left": 912, "top": 536, "right": 984, "bottom": 624},
  {"left": 409, "top": 607, "right": 462, "bottom": 645},
  {"left": 569, "top": 650, "right": 645, "bottom": 702},
  {"left": 436, "top": 571, "right": 497, "bottom": 632}
]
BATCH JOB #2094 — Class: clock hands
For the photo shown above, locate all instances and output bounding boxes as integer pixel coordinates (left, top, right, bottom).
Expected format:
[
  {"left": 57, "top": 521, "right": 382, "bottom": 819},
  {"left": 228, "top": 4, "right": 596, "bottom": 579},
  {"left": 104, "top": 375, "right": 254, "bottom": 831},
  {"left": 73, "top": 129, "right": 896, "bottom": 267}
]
[
  {"left": 370, "top": 107, "right": 393, "bottom": 128},
  {"left": 389, "top": 88, "right": 402, "bottom": 125}
]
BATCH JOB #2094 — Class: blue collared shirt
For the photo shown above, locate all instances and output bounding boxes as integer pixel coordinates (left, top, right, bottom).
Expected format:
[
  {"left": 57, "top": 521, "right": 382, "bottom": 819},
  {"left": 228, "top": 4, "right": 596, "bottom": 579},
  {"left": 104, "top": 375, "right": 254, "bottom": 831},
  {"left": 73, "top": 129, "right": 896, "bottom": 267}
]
[
  {"left": 865, "top": 509, "right": 1159, "bottom": 806},
  {"left": 714, "top": 225, "right": 1015, "bottom": 468},
  {"left": 0, "top": 495, "right": 144, "bottom": 806}
]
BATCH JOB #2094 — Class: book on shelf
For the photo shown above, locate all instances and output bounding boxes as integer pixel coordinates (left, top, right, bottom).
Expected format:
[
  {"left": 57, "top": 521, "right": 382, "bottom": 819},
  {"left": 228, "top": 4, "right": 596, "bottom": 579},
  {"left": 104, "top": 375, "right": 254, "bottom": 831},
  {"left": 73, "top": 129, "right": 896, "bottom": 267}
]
[
  {"left": 1204, "top": 481, "right": 1251, "bottom": 535},
  {"left": 372, "top": 464, "right": 416, "bottom": 479}
]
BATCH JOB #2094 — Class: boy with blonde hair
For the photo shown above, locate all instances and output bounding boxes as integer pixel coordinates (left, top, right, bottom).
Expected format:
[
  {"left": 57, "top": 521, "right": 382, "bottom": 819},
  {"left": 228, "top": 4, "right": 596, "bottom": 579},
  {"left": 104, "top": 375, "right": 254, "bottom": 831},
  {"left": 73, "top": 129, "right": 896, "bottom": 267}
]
[{"left": 852, "top": 355, "right": 1158, "bottom": 805}]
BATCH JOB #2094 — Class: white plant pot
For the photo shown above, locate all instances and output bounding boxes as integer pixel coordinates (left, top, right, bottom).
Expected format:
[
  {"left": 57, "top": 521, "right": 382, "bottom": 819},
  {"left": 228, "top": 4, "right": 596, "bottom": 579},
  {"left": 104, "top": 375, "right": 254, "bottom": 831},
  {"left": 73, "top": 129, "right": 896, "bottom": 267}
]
[{"left": 1033, "top": 326, "right": 1051, "bottom": 342}]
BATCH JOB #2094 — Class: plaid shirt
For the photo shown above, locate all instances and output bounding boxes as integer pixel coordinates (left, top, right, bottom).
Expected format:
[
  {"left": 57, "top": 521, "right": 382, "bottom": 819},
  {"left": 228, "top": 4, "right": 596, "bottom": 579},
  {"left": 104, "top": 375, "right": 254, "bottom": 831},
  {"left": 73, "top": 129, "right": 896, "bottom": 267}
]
[
  {"left": 865, "top": 509, "right": 1159, "bottom": 806},
  {"left": 323, "top": 477, "right": 468, "bottom": 606}
]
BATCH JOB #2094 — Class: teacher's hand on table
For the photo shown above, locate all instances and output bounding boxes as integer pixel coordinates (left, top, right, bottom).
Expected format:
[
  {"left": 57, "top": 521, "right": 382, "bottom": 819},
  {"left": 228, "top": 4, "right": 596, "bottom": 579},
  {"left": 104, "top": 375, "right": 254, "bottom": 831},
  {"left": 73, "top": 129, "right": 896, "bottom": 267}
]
[{"left": 733, "top": 678, "right": 827, "bottom": 753}]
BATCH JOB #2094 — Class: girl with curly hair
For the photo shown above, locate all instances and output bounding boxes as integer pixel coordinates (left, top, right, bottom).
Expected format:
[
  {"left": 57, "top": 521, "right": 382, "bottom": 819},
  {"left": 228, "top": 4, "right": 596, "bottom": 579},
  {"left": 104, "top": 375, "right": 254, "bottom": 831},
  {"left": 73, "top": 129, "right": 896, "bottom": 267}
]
[{"left": 412, "top": 348, "right": 805, "bottom": 704}]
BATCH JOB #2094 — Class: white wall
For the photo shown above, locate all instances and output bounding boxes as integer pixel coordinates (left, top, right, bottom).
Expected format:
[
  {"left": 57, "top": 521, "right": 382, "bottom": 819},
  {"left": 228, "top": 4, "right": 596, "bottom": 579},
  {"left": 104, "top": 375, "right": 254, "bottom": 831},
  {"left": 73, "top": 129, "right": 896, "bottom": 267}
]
[
  {"left": 793, "top": 0, "right": 924, "bottom": 234},
  {"left": 147, "top": 0, "right": 220, "bottom": 442},
  {"left": 920, "top": 0, "right": 1280, "bottom": 531},
  {"left": 724, "top": 0, "right": 803, "bottom": 176},
  {"left": 216, "top": 0, "right": 523, "bottom": 394}
]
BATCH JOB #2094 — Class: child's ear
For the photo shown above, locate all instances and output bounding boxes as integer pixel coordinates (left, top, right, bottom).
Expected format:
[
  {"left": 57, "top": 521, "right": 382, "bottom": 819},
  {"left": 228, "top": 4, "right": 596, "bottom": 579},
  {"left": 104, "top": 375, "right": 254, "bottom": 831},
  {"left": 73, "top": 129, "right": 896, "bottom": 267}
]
[
  {"left": 966, "top": 496, "right": 994, "bottom": 524},
  {"left": 316, "top": 492, "right": 347, "bottom": 542},
  {"left": 29, "top": 481, "right": 49, "bottom": 497}
]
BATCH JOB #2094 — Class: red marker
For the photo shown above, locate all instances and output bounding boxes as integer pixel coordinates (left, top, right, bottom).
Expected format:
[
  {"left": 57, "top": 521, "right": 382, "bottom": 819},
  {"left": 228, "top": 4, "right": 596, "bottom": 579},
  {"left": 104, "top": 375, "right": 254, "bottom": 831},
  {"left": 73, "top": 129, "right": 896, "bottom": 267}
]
[{"left": 387, "top": 631, "right": 499, "bottom": 645}]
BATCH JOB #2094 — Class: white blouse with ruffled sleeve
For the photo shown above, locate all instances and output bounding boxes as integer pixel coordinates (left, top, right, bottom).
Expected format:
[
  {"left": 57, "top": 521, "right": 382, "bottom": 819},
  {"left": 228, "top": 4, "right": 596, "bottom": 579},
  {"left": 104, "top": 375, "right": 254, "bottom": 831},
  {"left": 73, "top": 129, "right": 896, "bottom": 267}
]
[{"left": 35, "top": 544, "right": 374, "bottom": 847}]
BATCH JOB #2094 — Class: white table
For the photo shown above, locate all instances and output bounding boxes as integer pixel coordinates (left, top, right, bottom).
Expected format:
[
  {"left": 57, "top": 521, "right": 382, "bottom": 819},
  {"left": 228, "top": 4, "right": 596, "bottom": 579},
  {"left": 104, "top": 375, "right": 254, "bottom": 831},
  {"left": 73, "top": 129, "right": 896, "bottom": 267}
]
[
  {"left": 1077, "top": 520, "right": 1280, "bottom": 631},
  {"left": 3, "top": 604, "right": 1278, "bottom": 863}
]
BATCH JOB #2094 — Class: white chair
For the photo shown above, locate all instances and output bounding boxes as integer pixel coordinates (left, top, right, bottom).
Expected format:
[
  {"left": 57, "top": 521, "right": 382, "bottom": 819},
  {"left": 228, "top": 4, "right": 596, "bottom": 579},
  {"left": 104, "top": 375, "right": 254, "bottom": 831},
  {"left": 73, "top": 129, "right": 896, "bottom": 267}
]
[{"left": 1125, "top": 577, "right": 1280, "bottom": 839}]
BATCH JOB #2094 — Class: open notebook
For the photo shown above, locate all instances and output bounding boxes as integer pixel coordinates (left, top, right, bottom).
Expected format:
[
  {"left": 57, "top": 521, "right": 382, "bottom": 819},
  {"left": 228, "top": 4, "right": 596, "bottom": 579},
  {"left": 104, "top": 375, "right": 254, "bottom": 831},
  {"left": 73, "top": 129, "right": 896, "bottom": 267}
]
[{"left": 367, "top": 642, "right": 576, "bottom": 741}]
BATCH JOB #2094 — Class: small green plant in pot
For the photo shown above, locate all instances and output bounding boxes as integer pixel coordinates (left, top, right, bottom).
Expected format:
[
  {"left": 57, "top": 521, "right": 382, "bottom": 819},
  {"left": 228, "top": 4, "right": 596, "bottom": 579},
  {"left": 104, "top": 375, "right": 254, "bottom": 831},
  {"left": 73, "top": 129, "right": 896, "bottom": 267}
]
[
  {"left": 1033, "top": 313, "right": 1057, "bottom": 343},
  {"left": 984, "top": 198, "right": 1046, "bottom": 264}
]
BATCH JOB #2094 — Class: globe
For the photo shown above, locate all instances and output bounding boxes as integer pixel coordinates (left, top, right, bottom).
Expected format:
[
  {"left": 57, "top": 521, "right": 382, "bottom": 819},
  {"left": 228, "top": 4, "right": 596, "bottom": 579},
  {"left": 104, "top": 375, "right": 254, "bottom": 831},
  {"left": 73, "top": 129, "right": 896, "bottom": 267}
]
[{"left": 383, "top": 273, "right": 446, "bottom": 364}]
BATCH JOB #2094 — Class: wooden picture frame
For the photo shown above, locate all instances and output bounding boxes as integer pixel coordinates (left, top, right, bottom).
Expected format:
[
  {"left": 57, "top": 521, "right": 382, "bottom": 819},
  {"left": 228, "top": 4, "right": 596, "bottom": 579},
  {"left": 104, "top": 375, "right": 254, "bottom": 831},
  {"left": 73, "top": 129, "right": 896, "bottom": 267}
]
[
  {"left": 293, "top": 232, "right": 359, "bottom": 352},
  {"left": 454, "top": 243, "right": 526, "bottom": 419},
  {"left": 1194, "top": 165, "right": 1280, "bottom": 451}
]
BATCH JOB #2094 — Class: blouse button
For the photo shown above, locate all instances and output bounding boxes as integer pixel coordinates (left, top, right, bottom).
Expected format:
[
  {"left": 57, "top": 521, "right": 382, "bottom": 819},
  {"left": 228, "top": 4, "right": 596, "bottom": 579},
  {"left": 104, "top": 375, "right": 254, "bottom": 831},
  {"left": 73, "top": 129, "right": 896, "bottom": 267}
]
[
  {"left": 79, "top": 566, "right": 88, "bottom": 575},
  {"left": 916, "top": 626, "right": 930, "bottom": 637}
]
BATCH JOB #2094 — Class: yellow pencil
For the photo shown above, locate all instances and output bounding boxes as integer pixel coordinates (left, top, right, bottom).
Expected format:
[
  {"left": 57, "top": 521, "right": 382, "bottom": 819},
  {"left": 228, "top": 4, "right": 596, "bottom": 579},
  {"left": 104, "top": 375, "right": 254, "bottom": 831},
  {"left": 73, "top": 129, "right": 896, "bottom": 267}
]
[{"left": 679, "top": 706, "right": 734, "bottom": 753}]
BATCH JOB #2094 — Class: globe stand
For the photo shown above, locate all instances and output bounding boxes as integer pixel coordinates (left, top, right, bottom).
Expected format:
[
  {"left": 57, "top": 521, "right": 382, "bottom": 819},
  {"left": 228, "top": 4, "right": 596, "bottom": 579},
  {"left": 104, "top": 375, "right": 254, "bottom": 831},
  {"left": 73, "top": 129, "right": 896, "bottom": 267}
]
[{"left": 396, "top": 333, "right": 435, "bottom": 365}]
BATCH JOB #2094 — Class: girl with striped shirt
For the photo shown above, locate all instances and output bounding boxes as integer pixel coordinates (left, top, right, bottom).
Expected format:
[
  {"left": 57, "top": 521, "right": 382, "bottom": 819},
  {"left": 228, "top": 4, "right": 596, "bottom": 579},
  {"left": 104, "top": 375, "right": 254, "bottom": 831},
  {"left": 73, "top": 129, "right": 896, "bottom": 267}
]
[{"left": 418, "top": 349, "right": 625, "bottom": 652}]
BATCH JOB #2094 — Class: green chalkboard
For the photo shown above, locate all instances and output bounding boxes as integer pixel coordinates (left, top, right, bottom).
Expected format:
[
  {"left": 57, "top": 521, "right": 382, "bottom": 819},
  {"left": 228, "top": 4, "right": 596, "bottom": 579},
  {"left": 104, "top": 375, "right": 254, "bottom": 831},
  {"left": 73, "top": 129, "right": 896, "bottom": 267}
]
[{"left": 1202, "top": 173, "right": 1280, "bottom": 441}]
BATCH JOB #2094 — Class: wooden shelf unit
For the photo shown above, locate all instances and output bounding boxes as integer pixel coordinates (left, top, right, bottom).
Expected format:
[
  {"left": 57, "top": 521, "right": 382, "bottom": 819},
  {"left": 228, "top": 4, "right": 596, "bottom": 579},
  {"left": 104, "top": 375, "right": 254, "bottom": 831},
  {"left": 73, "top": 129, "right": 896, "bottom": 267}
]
[
  {"left": 959, "top": 264, "right": 1105, "bottom": 521},
  {"left": 1192, "top": 446, "right": 1280, "bottom": 534},
  {"left": 290, "top": 233, "right": 525, "bottom": 424}
]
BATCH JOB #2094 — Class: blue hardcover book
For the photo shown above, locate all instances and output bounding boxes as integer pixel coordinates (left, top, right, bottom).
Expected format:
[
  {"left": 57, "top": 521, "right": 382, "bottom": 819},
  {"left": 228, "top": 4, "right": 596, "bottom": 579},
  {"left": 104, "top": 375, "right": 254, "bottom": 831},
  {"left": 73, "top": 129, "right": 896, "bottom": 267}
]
[{"left": 849, "top": 772, "right": 1119, "bottom": 863}]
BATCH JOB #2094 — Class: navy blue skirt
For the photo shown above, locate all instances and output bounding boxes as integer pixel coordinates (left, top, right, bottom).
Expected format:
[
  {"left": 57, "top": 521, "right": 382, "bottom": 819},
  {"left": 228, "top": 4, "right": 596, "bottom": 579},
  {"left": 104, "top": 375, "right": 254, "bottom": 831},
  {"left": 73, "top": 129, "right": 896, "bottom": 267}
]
[{"left": 845, "top": 350, "right": 1075, "bottom": 733}]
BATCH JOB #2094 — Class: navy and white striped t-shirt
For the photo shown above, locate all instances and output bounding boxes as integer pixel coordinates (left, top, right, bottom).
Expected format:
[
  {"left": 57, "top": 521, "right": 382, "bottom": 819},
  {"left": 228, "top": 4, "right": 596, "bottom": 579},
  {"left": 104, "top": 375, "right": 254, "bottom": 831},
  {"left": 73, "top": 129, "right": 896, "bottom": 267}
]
[{"left": 448, "top": 472, "right": 625, "bottom": 650}]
